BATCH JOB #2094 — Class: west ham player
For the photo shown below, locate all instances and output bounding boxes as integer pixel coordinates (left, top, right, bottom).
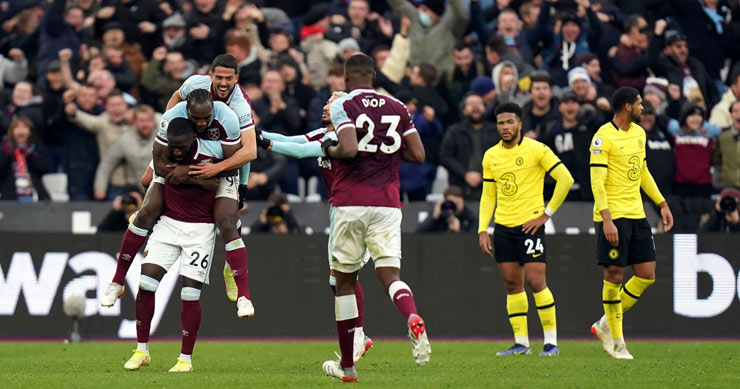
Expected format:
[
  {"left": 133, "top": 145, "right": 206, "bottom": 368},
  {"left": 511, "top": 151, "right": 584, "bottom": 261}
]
[
  {"left": 166, "top": 54, "right": 256, "bottom": 301},
  {"left": 123, "top": 118, "right": 221, "bottom": 373},
  {"left": 257, "top": 92, "right": 372, "bottom": 363},
  {"left": 101, "top": 89, "right": 255, "bottom": 319},
  {"left": 321, "top": 54, "right": 430, "bottom": 382}
]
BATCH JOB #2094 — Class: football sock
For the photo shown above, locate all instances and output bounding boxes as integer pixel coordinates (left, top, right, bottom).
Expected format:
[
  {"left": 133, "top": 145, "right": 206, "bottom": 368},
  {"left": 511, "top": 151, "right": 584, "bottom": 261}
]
[
  {"left": 388, "top": 280, "right": 418, "bottom": 320},
  {"left": 506, "top": 291, "right": 529, "bottom": 347},
  {"left": 137, "top": 342, "right": 148, "bottom": 352},
  {"left": 180, "top": 300, "right": 202, "bottom": 356},
  {"left": 533, "top": 287, "right": 557, "bottom": 346},
  {"left": 621, "top": 276, "right": 654, "bottom": 312},
  {"left": 354, "top": 280, "right": 365, "bottom": 328},
  {"left": 135, "top": 289, "right": 155, "bottom": 343},
  {"left": 179, "top": 353, "right": 192, "bottom": 364},
  {"left": 335, "top": 294, "right": 358, "bottom": 368},
  {"left": 224, "top": 238, "right": 250, "bottom": 300},
  {"left": 112, "top": 225, "right": 148, "bottom": 284},
  {"left": 603, "top": 280, "right": 624, "bottom": 340}
]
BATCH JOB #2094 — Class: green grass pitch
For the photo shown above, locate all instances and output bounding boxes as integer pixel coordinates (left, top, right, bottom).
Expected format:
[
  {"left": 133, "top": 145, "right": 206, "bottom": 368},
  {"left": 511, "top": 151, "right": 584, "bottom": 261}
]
[{"left": 2, "top": 340, "right": 740, "bottom": 387}]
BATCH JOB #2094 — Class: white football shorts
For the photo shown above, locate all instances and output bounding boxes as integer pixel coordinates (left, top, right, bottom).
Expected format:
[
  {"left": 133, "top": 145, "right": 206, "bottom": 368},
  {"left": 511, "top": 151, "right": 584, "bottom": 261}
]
[{"left": 328, "top": 206, "right": 402, "bottom": 273}]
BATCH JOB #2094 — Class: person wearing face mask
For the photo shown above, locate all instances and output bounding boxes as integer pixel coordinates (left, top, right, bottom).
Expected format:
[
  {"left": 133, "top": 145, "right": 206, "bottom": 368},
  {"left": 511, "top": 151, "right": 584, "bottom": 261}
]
[
  {"left": 387, "top": 0, "right": 469, "bottom": 77},
  {"left": 0, "top": 117, "right": 49, "bottom": 202}
]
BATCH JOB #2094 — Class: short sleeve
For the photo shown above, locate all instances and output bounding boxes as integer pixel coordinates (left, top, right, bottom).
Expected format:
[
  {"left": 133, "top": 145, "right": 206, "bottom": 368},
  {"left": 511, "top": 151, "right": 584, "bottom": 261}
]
[
  {"left": 217, "top": 103, "right": 242, "bottom": 145},
  {"left": 539, "top": 143, "right": 562, "bottom": 172},
  {"left": 482, "top": 150, "right": 495, "bottom": 181},
  {"left": 156, "top": 111, "right": 173, "bottom": 145},
  {"left": 179, "top": 75, "right": 208, "bottom": 99},
  {"left": 233, "top": 85, "right": 255, "bottom": 131},
  {"left": 400, "top": 102, "right": 417, "bottom": 137},
  {"left": 589, "top": 132, "right": 612, "bottom": 166},
  {"left": 330, "top": 97, "right": 353, "bottom": 133}
]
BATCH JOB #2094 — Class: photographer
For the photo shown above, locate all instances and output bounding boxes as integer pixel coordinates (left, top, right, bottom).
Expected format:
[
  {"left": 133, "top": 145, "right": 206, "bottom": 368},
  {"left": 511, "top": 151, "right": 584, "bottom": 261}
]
[
  {"left": 97, "top": 189, "right": 143, "bottom": 232},
  {"left": 700, "top": 188, "right": 740, "bottom": 233},
  {"left": 251, "top": 192, "right": 302, "bottom": 234},
  {"left": 416, "top": 186, "right": 475, "bottom": 233}
]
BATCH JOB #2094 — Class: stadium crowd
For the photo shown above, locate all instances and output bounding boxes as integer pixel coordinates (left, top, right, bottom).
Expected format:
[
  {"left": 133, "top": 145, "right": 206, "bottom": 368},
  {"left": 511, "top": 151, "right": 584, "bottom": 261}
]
[{"left": 1, "top": 0, "right": 739, "bottom": 233}]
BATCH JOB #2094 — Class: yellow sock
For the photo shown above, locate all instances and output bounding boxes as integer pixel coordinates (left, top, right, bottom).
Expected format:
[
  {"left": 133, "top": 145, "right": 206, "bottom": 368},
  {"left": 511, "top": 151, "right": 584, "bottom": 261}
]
[
  {"left": 533, "top": 287, "right": 557, "bottom": 346},
  {"left": 602, "top": 280, "right": 623, "bottom": 339},
  {"left": 620, "top": 276, "right": 655, "bottom": 312},
  {"left": 506, "top": 291, "right": 529, "bottom": 346}
]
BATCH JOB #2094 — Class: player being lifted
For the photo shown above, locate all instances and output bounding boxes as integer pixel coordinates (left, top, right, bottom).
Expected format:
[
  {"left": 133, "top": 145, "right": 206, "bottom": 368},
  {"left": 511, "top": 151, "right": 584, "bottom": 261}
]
[
  {"left": 478, "top": 102, "right": 574, "bottom": 357},
  {"left": 101, "top": 88, "right": 256, "bottom": 318},
  {"left": 320, "top": 54, "right": 429, "bottom": 382},
  {"left": 123, "top": 118, "right": 222, "bottom": 373},
  {"left": 256, "top": 91, "right": 373, "bottom": 363},
  {"left": 588, "top": 87, "right": 673, "bottom": 359}
]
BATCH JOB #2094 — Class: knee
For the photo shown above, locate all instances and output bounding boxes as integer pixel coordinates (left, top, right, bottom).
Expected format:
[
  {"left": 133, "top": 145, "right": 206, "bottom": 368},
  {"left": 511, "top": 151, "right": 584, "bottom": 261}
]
[
  {"left": 503, "top": 279, "right": 522, "bottom": 294},
  {"left": 216, "top": 215, "right": 237, "bottom": 236},
  {"left": 139, "top": 275, "right": 160, "bottom": 292},
  {"left": 604, "top": 269, "right": 624, "bottom": 284}
]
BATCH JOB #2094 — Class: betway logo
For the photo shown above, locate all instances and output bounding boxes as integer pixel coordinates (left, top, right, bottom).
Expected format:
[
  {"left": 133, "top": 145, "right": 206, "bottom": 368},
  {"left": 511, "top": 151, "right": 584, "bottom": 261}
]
[
  {"left": 674, "top": 235, "right": 739, "bottom": 318},
  {"left": 0, "top": 251, "right": 180, "bottom": 338}
]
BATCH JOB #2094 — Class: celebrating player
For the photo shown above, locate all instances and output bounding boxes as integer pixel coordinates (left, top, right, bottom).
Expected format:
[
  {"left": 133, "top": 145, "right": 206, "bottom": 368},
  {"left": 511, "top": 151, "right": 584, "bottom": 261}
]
[
  {"left": 320, "top": 53, "right": 430, "bottom": 382},
  {"left": 123, "top": 118, "right": 221, "bottom": 373},
  {"left": 167, "top": 54, "right": 256, "bottom": 302},
  {"left": 101, "top": 89, "right": 255, "bottom": 319},
  {"left": 478, "top": 102, "right": 574, "bottom": 357},
  {"left": 257, "top": 91, "right": 372, "bottom": 362},
  {"left": 588, "top": 87, "right": 673, "bottom": 359}
]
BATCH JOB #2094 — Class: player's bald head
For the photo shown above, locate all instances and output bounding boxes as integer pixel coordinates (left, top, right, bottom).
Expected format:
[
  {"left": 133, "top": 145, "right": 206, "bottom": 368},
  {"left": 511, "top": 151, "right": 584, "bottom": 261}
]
[{"left": 344, "top": 53, "right": 375, "bottom": 89}]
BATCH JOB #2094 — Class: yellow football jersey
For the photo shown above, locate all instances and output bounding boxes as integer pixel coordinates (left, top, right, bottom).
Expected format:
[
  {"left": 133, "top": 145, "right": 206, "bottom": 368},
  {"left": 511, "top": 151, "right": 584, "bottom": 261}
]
[
  {"left": 481, "top": 137, "right": 562, "bottom": 227},
  {"left": 589, "top": 121, "right": 654, "bottom": 221}
]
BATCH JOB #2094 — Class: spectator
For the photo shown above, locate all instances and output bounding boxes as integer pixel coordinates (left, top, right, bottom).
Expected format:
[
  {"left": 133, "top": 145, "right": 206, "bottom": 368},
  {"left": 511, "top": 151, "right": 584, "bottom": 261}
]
[
  {"left": 252, "top": 70, "right": 301, "bottom": 136},
  {"left": 97, "top": 189, "right": 143, "bottom": 232},
  {"left": 37, "top": 0, "right": 85, "bottom": 84},
  {"left": 160, "top": 14, "right": 191, "bottom": 56},
  {"left": 519, "top": 1, "right": 541, "bottom": 31},
  {"left": 648, "top": 22, "right": 718, "bottom": 109},
  {"left": 336, "top": 37, "right": 361, "bottom": 63},
  {"left": 0, "top": 117, "right": 48, "bottom": 202},
  {"left": 64, "top": 85, "right": 101, "bottom": 201},
  {"left": 409, "top": 62, "right": 448, "bottom": 121},
  {"left": 543, "top": 91, "right": 593, "bottom": 200},
  {"left": 491, "top": 60, "right": 524, "bottom": 106},
  {"left": 438, "top": 43, "right": 486, "bottom": 125},
  {"left": 279, "top": 58, "right": 316, "bottom": 125},
  {"left": 709, "top": 67, "right": 740, "bottom": 129},
  {"left": 141, "top": 47, "right": 196, "bottom": 111},
  {"left": 103, "top": 43, "right": 135, "bottom": 93},
  {"left": 388, "top": 0, "right": 468, "bottom": 76},
  {"left": 713, "top": 101, "right": 740, "bottom": 188},
  {"left": 567, "top": 66, "right": 609, "bottom": 114},
  {"left": 441, "top": 93, "right": 500, "bottom": 200},
  {"left": 225, "top": 30, "right": 262, "bottom": 87},
  {"left": 66, "top": 90, "right": 131, "bottom": 198},
  {"left": 308, "top": 62, "right": 345, "bottom": 131},
  {"left": 299, "top": 4, "right": 338, "bottom": 91},
  {"left": 183, "top": 0, "right": 228, "bottom": 66},
  {"left": 607, "top": 14, "right": 649, "bottom": 90},
  {"left": 521, "top": 72, "right": 560, "bottom": 140},
  {"left": 100, "top": 22, "right": 147, "bottom": 85},
  {"left": 416, "top": 185, "right": 476, "bottom": 233},
  {"left": 536, "top": 1, "right": 604, "bottom": 87},
  {"left": 575, "top": 52, "right": 614, "bottom": 102},
  {"left": 399, "top": 92, "right": 443, "bottom": 201},
  {"left": 642, "top": 101, "right": 675, "bottom": 198},
  {"left": 330, "top": 0, "right": 392, "bottom": 53},
  {"left": 469, "top": 2, "right": 534, "bottom": 65},
  {"left": 93, "top": 105, "right": 158, "bottom": 199},
  {"left": 93, "top": 0, "right": 167, "bottom": 56},
  {"left": 699, "top": 187, "right": 740, "bottom": 233},
  {"left": 38, "top": 60, "right": 67, "bottom": 173},
  {"left": 373, "top": 16, "right": 412, "bottom": 97},
  {"left": 672, "top": 103, "right": 717, "bottom": 198},
  {"left": 1, "top": 81, "right": 45, "bottom": 135},
  {"left": 0, "top": 48, "right": 28, "bottom": 96},
  {"left": 251, "top": 192, "right": 302, "bottom": 234}
]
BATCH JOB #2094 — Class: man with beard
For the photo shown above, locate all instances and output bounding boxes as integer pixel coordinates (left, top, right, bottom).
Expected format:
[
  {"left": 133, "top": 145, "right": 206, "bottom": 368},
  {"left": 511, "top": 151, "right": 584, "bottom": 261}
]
[
  {"left": 441, "top": 93, "right": 499, "bottom": 200},
  {"left": 588, "top": 87, "right": 674, "bottom": 359}
]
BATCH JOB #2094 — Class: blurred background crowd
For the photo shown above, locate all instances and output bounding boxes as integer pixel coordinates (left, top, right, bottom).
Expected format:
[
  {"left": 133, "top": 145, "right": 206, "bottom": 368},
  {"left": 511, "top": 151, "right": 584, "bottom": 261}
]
[{"left": 1, "top": 0, "right": 739, "bottom": 233}]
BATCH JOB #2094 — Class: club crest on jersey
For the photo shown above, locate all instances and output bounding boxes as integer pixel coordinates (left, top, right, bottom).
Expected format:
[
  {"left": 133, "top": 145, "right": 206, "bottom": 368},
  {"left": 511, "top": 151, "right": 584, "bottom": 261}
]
[
  {"left": 208, "top": 128, "right": 220, "bottom": 140},
  {"left": 592, "top": 137, "right": 602, "bottom": 148},
  {"left": 516, "top": 157, "right": 524, "bottom": 166},
  {"left": 638, "top": 139, "right": 643, "bottom": 148},
  {"left": 142, "top": 250, "right": 148, "bottom": 258},
  {"left": 160, "top": 119, "right": 168, "bottom": 130},
  {"left": 608, "top": 248, "right": 619, "bottom": 260}
]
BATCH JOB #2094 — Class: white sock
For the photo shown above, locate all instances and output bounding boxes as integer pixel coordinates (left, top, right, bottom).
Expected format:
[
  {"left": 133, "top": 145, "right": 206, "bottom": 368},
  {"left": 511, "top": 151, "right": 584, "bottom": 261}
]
[
  {"left": 179, "top": 353, "right": 192, "bottom": 363},
  {"left": 544, "top": 329, "right": 557, "bottom": 346},
  {"left": 137, "top": 343, "right": 148, "bottom": 352},
  {"left": 514, "top": 335, "right": 530, "bottom": 347}
]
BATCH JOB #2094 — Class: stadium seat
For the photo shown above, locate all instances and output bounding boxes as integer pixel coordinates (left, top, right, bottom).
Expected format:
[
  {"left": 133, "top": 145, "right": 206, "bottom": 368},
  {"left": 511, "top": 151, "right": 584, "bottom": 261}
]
[{"left": 42, "top": 173, "right": 69, "bottom": 202}]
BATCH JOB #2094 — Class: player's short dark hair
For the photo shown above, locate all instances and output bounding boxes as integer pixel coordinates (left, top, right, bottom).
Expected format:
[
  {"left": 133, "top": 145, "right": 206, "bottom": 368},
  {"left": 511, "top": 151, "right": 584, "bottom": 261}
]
[
  {"left": 344, "top": 53, "right": 375, "bottom": 78},
  {"left": 417, "top": 63, "right": 437, "bottom": 87},
  {"left": 611, "top": 87, "right": 641, "bottom": 113},
  {"left": 186, "top": 88, "right": 213, "bottom": 109},
  {"left": 494, "top": 102, "right": 523, "bottom": 120},
  {"left": 168, "top": 117, "right": 196, "bottom": 138},
  {"left": 211, "top": 54, "right": 238, "bottom": 74},
  {"left": 530, "top": 71, "right": 551, "bottom": 87}
]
